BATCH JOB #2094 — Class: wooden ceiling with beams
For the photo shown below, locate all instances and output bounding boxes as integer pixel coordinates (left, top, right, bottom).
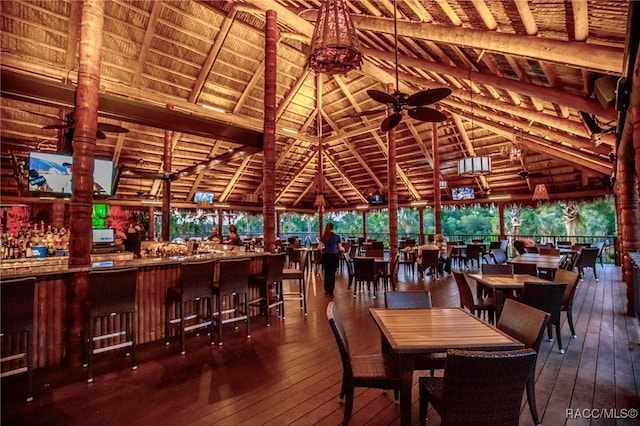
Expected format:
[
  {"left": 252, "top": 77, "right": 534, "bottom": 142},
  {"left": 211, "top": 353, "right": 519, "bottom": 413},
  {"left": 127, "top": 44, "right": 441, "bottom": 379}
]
[{"left": 0, "top": 0, "right": 631, "bottom": 210}]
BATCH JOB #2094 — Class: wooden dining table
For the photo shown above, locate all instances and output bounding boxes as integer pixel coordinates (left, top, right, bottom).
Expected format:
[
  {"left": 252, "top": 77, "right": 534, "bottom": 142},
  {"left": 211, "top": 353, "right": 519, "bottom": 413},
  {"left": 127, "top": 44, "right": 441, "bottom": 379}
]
[
  {"left": 369, "top": 307, "right": 524, "bottom": 425},
  {"left": 508, "top": 252, "right": 562, "bottom": 274},
  {"left": 467, "top": 273, "right": 550, "bottom": 317}
]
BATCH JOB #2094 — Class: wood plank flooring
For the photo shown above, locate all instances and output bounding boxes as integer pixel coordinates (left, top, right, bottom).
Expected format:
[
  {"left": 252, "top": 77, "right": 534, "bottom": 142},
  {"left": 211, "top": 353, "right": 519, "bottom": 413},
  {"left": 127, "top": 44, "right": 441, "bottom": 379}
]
[{"left": 2, "top": 262, "right": 639, "bottom": 425}]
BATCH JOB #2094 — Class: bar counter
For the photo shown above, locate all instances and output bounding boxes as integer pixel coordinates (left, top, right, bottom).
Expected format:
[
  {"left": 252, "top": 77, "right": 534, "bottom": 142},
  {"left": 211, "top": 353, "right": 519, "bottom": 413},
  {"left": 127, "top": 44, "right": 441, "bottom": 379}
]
[{"left": 0, "top": 249, "right": 270, "bottom": 369}]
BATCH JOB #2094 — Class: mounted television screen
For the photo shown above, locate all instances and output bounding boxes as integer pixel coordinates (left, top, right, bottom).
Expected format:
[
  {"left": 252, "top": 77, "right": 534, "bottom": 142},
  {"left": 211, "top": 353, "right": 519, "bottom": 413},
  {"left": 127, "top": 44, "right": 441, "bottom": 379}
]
[
  {"left": 28, "top": 152, "right": 115, "bottom": 197},
  {"left": 368, "top": 193, "right": 386, "bottom": 205},
  {"left": 193, "top": 191, "right": 214, "bottom": 203},
  {"left": 452, "top": 187, "right": 475, "bottom": 200}
]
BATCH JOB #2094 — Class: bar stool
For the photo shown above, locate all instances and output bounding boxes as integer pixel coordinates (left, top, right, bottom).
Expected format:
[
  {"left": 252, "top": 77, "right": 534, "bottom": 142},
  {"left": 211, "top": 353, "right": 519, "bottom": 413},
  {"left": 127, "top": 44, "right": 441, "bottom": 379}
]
[
  {"left": 249, "top": 253, "right": 287, "bottom": 326},
  {"left": 212, "top": 258, "right": 251, "bottom": 345},
  {"left": 1, "top": 276, "right": 36, "bottom": 401},
  {"left": 282, "top": 248, "right": 309, "bottom": 315},
  {"left": 165, "top": 259, "right": 216, "bottom": 354},
  {"left": 85, "top": 268, "right": 138, "bottom": 383}
]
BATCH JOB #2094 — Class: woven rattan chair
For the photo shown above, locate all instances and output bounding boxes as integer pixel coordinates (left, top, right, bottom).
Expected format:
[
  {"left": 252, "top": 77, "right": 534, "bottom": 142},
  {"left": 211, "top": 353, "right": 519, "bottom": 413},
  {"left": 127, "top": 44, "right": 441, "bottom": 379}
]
[
  {"left": 479, "top": 263, "right": 514, "bottom": 298},
  {"left": 490, "top": 248, "right": 508, "bottom": 264},
  {"left": 577, "top": 247, "right": 599, "bottom": 281},
  {"left": 418, "top": 348, "right": 536, "bottom": 426},
  {"left": 343, "top": 252, "right": 355, "bottom": 292},
  {"left": 512, "top": 262, "right": 538, "bottom": 276},
  {"left": 594, "top": 241, "right": 606, "bottom": 267},
  {"left": 497, "top": 299, "right": 551, "bottom": 426},
  {"left": 249, "top": 252, "right": 287, "bottom": 326},
  {"left": 521, "top": 281, "right": 567, "bottom": 353},
  {"left": 86, "top": 268, "right": 138, "bottom": 382},
  {"left": 384, "top": 253, "right": 401, "bottom": 291},
  {"left": 553, "top": 269, "right": 581, "bottom": 338},
  {"left": 452, "top": 269, "right": 496, "bottom": 324},
  {"left": 559, "top": 251, "right": 579, "bottom": 271},
  {"left": 352, "top": 257, "right": 382, "bottom": 298},
  {"left": 462, "top": 243, "right": 484, "bottom": 270},
  {"left": 165, "top": 260, "right": 215, "bottom": 354},
  {"left": 538, "top": 247, "right": 560, "bottom": 256},
  {"left": 384, "top": 291, "right": 446, "bottom": 376},
  {"left": 1, "top": 276, "right": 36, "bottom": 401},
  {"left": 213, "top": 258, "right": 251, "bottom": 345},
  {"left": 419, "top": 249, "right": 440, "bottom": 279},
  {"left": 327, "top": 302, "right": 399, "bottom": 426},
  {"left": 282, "top": 249, "right": 309, "bottom": 315}
]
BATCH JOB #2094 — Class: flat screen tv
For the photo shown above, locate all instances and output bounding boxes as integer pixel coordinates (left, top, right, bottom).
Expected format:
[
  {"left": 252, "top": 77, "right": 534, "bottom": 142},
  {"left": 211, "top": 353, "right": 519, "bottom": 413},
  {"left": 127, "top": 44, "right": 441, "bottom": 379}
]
[
  {"left": 452, "top": 187, "right": 475, "bottom": 200},
  {"left": 193, "top": 191, "right": 214, "bottom": 203},
  {"left": 368, "top": 193, "right": 386, "bottom": 205},
  {"left": 28, "top": 152, "right": 115, "bottom": 198},
  {"left": 92, "top": 228, "right": 115, "bottom": 245}
]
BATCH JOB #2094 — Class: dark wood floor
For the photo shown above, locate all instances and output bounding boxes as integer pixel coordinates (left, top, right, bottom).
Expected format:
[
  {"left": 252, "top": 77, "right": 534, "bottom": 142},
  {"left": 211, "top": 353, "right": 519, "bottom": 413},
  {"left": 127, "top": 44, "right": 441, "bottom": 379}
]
[{"left": 2, "top": 262, "right": 639, "bottom": 425}]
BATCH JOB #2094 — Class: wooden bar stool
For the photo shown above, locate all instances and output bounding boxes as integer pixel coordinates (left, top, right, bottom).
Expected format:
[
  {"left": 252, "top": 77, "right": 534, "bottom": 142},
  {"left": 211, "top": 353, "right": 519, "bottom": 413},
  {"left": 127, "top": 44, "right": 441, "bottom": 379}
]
[
  {"left": 1, "top": 276, "right": 36, "bottom": 401},
  {"left": 165, "top": 259, "right": 216, "bottom": 354},
  {"left": 85, "top": 268, "right": 138, "bottom": 383},
  {"left": 249, "top": 253, "right": 286, "bottom": 326},
  {"left": 282, "top": 249, "right": 309, "bottom": 315},
  {"left": 213, "top": 258, "right": 251, "bottom": 345}
]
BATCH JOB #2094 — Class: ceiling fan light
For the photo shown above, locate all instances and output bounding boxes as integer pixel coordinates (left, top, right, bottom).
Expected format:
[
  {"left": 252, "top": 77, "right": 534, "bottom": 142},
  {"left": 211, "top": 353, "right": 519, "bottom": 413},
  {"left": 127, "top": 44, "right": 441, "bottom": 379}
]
[
  {"left": 308, "top": 0, "right": 362, "bottom": 75},
  {"left": 458, "top": 156, "right": 491, "bottom": 177}
]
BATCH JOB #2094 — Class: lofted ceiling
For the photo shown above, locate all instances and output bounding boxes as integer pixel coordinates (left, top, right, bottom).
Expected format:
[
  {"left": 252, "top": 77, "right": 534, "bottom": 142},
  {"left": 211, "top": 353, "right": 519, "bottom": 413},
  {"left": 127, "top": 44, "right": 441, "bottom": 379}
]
[{"left": 0, "top": 0, "right": 630, "bottom": 210}]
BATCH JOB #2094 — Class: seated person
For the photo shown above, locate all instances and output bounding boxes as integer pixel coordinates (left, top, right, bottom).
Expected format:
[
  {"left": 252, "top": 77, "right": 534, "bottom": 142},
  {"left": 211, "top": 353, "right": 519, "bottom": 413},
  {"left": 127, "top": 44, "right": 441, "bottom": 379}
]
[
  {"left": 434, "top": 233, "right": 451, "bottom": 273},
  {"left": 416, "top": 234, "right": 440, "bottom": 276},
  {"left": 206, "top": 227, "right": 221, "bottom": 243},
  {"left": 223, "top": 224, "right": 242, "bottom": 246}
]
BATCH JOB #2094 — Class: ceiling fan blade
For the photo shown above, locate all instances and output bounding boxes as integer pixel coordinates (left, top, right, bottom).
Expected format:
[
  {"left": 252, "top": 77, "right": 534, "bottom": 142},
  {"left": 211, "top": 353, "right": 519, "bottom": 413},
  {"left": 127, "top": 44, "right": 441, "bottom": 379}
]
[
  {"left": 42, "top": 124, "right": 72, "bottom": 130},
  {"left": 381, "top": 113, "right": 403, "bottom": 132},
  {"left": 344, "top": 109, "right": 387, "bottom": 118},
  {"left": 97, "top": 123, "right": 129, "bottom": 133},
  {"left": 408, "top": 107, "right": 448, "bottom": 122},
  {"left": 406, "top": 88, "right": 452, "bottom": 106},
  {"left": 367, "top": 89, "right": 399, "bottom": 105},
  {"left": 96, "top": 130, "right": 107, "bottom": 139}
]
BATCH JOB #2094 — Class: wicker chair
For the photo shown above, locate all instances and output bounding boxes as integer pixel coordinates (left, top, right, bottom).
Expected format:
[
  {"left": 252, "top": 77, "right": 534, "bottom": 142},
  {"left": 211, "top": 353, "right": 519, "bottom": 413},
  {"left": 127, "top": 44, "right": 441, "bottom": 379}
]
[
  {"left": 249, "top": 252, "right": 287, "bottom": 326},
  {"left": 559, "top": 251, "right": 579, "bottom": 271},
  {"left": 86, "top": 268, "right": 138, "bottom": 382},
  {"left": 1, "top": 276, "right": 36, "bottom": 401},
  {"left": 384, "top": 253, "right": 401, "bottom": 291},
  {"left": 521, "top": 281, "right": 567, "bottom": 353},
  {"left": 481, "top": 263, "right": 514, "bottom": 275},
  {"left": 553, "top": 269, "right": 581, "bottom": 338},
  {"left": 452, "top": 269, "right": 496, "bottom": 324},
  {"left": 490, "top": 248, "right": 507, "bottom": 265},
  {"left": 594, "top": 241, "right": 606, "bottom": 267},
  {"left": 418, "top": 348, "right": 537, "bottom": 426},
  {"left": 343, "top": 252, "right": 355, "bottom": 292},
  {"left": 419, "top": 248, "right": 440, "bottom": 279},
  {"left": 539, "top": 247, "right": 560, "bottom": 256},
  {"left": 497, "top": 299, "right": 551, "bottom": 426},
  {"left": 512, "top": 262, "right": 538, "bottom": 276},
  {"left": 577, "top": 247, "right": 599, "bottom": 281},
  {"left": 462, "top": 243, "right": 484, "bottom": 270},
  {"left": 213, "top": 258, "right": 251, "bottom": 345},
  {"left": 165, "top": 260, "right": 215, "bottom": 354},
  {"left": 327, "top": 302, "right": 399, "bottom": 426},
  {"left": 282, "top": 249, "right": 309, "bottom": 315},
  {"left": 352, "top": 257, "right": 382, "bottom": 298},
  {"left": 384, "top": 291, "right": 446, "bottom": 376}
]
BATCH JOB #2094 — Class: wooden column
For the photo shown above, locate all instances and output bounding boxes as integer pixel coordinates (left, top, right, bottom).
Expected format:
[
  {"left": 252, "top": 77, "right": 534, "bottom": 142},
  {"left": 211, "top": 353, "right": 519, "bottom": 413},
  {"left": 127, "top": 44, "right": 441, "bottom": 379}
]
[
  {"left": 161, "top": 105, "right": 174, "bottom": 242},
  {"left": 147, "top": 206, "right": 155, "bottom": 241},
  {"left": 262, "top": 10, "right": 277, "bottom": 253},
  {"left": 51, "top": 199, "right": 65, "bottom": 229},
  {"left": 362, "top": 210, "right": 367, "bottom": 240},
  {"left": 418, "top": 206, "right": 425, "bottom": 244},
  {"left": 387, "top": 82, "right": 398, "bottom": 260},
  {"left": 432, "top": 122, "right": 442, "bottom": 235},
  {"left": 67, "top": 0, "right": 104, "bottom": 367},
  {"left": 498, "top": 203, "right": 505, "bottom": 239}
]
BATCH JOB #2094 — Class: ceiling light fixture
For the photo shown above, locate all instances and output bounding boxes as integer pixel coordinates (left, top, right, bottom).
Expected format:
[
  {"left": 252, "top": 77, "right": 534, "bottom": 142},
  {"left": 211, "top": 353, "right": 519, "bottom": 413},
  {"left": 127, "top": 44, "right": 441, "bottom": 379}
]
[
  {"left": 308, "top": 0, "right": 362, "bottom": 75},
  {"left": 532, "top": 184, "right": 550, "bottom": 201},
  {"left": 458, "top": 156, "right": 491, "bottom": 177}
]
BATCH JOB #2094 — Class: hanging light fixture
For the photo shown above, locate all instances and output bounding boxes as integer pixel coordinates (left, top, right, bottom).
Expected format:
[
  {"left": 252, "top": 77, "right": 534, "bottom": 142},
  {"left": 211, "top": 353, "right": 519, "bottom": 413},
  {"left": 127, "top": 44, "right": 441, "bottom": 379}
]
[
  {"left": 308, "top": 0, "right": 362, "bottom": 75},
  {"left": 458, "top": 156, "right": 491, "bottom": 176},
  {"left": 532, "top": 184, "right": 550, "bottom": 201}
]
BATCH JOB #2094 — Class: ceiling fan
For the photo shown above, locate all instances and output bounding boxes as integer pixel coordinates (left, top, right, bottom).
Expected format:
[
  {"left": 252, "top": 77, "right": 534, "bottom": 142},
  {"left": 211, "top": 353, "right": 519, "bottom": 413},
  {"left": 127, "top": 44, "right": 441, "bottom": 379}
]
[
  {"left": 347, "top": 0, "right": 451, "bottom": 131},
  {"left": 518, "top": 170, "right": 544, "bottom": 179},
  {"left": 41, "top": 111, "right": 129, "bottom": 140}
]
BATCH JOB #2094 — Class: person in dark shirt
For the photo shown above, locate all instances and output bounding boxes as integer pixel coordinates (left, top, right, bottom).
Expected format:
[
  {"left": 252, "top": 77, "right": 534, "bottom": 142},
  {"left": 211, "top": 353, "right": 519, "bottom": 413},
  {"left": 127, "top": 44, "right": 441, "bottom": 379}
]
[
  {"left": 320, "top": 222, "right": 343, "bottom": 297},
  {"left": 223, "top": 224, "right": 242, "bottom": 246}
]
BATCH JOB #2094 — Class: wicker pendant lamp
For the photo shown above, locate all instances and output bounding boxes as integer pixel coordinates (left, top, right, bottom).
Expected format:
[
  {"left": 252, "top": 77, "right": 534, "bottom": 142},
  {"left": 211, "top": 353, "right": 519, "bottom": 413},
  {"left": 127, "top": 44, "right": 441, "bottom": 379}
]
[
  {"left": 532, "top": 184, "right": 550, "bottom": 201},
  {"left": 308, "top": 0, "right": 362, "bottom": 75}
]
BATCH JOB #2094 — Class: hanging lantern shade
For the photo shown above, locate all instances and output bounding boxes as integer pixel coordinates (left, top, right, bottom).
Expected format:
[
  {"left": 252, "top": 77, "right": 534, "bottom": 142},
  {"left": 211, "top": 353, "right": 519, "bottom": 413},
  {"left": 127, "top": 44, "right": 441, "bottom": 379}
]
[
  {"left": 308, "top": 0, "right": 362, "bottom": 75},
  {"left": 532, "top": 184, "right": 550, "bottom": 201},
  {"left": 458, "top": 156, "right": 491, "bottom": 177}
]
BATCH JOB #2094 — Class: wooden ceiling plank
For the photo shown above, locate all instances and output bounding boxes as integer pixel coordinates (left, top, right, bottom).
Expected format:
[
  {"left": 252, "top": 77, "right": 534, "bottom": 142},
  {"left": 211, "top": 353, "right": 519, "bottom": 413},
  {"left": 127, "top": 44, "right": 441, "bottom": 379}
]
[
  {"left": 471, "top": 0, "right": 498, "bottom": 31},
  {"left": 513, "top": 0, "right": 538, "bottom": 36},
  {"left": 571, "top": 0, "right": 590, "bottom": 42}
]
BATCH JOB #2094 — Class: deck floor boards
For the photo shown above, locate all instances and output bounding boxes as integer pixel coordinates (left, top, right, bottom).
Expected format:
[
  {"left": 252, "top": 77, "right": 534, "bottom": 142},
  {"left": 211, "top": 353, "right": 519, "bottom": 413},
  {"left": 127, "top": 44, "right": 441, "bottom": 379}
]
[{"left": 2, "top": 263, "right": 639, "bottom": 425}]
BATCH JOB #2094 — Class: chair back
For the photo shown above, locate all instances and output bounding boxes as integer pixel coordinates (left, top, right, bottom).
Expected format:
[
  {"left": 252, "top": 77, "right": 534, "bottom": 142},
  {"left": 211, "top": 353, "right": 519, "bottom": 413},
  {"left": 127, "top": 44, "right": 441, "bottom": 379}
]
[
  {"left": 385, "top": 291, "right": 432, "bottom": 309},
  {"left": 498, "top": 299, "right": 550, "bottom": 351},
  {"left": 327, "top": 302, "right": 353, "bottom": 378},
  {"left": 521, "top": 282, "right": 567, "bottom": 323},
  {"left": 371, "top": 241, "right": 384, "bottom": 251},
  {"left": 512, "top": 262, "right": 538, "bottom": 276},
  {"left": 559, "top": 251, "right": 579, "bottom": 270},
  {"left": 421, "top": 249, "right": 439, "bottom": 271},
  {"left": 1, "top": 276, "right": 36, "bottom": 333},
  {"left": 553, "top": 269, "right": 580, "bottom": 308},
  {"left": 297, "top": 249, "right": 309, "bottom": 274},
  {"left": 577, "top": 247, "right": 599, "bottom": 268},
  {"left": 490, "top": 248, "right": 508, "bottom": 264},
  {"left": 286, "top": 246, "right": 300, "bottom": 265},
  {"left": 353, "top": 257, "right": 377, "bottom": 281},
  {"left": 365, "top": 249, "right": 383, "bottom": 258},
  {"left": 481, "top": 263, "right": 514, "bottom": 275},
  {"left": 539, "top": 247, "right": 560, "bottom": 256},
  {"left": 439, "top": 348, "right": 537, "bottom": 426},
  {"left": 556, "top": 240, "right": 572, "bottom": 247},
  {"left": 263, "top": 253, "right": 287, "bottom": 283},
  {"left": 389, "top": 252, "right": 400, "bottom": 277},
  {"left": 594, "top": 241, "right": 605, "bottom": 256},
  {"left": 180, "top": 260, "right": 216, "bottom": 301},
  {"left": 499, "top": 239, "right": 509, "bottom": 253},
  {"left": 452, "top": 269, "right": 476, "bottom": 310},
  {"left": 489, "top": 241, "right": 501, "bottom": 250},
  {"left": 525, "top": 246, "right": 539, "bottom": 253},
  {"left": 218, "top": 258, "right": 251, "bottom": 295},
  {"left": 482, "top": 253, "right": 495, "bottom": 264},
  {"left": 465, "top": 243, "right": 484, "bottom": 260},
  {"left": 88, "top": 268, "right": 138, "bottom": 317},
  {"left": 513, "top": 240, "right": 526, "bottom": 255},
  {"left": 348, "top": 244, "right": 358, "bottom": 258}
]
